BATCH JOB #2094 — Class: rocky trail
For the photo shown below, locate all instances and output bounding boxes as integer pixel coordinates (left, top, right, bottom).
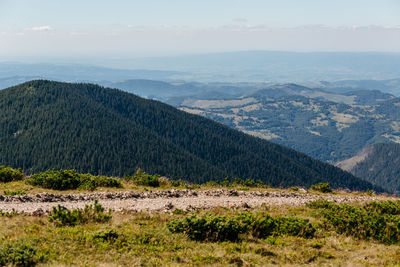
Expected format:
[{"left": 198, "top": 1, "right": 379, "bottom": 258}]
[{"left": 0, "top": 189, "right": 394, "bottom": 215}]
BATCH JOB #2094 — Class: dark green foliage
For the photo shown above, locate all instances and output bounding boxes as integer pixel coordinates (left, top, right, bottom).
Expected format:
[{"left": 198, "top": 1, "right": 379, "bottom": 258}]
[
  {"left": 27, "top": 169, "right": 121, "bottom": 190},
  {"left": 167, "top": 212, "right": 315, "bottom": 242},
  {"left": 93, "top": 230, "right": 119, "bottom": 242},
  {"left": 124, "top": 168, "right": 160, "bottom": 187},
  {"left": 0, "top": 80, "right": 380, "bottom": 191},
  {"left": 364, "top": 200, "right": 400, "bottom": 215},
  {"left": 273, "top": 216, "right": 316, "bottom": 238},
  {"left": 78, "top": 174, "right": 122, "bottom": 190},
  {"left": 0, "top": 241, "right": 45, "bottom": 267},
  {"left": 311, "top": 183, "right": 332, "bottom": 193},
  {"left": 308, "top": 200, "right": 400, "bottom": 244},
  {"left": 48, "top": 200, "right": 112, "bottom": 226},
  {"left": 167, "top": 214, "right": 243, "bottom": 242},
  {"left": 244, "top": 213, "right": 315, "bottom": 239},
  {"left": 0, "top": 166, "right": 24, "bottom": 183},
  {"left": 28, "top": 169, "right": 81, "bottom": 190}
]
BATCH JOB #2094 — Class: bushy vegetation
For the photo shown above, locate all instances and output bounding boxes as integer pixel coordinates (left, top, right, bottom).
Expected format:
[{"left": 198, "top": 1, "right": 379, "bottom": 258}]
[
  {"left": 308, "top": 199, "right": 400, "bottom": 244},
  {"left": 27, "top": 169, "right": 122, "bottom": 190},
  {"left": 0, "top": 241, "right": 45, "bottom": 267},
  {"left": 124, "top": 168, "right": 160, "bottom": 187},
  {"left": 48, "top": 200, "right": 112, "bottom": 226},
  {"left": 167, "top": 212, "right": 315, "bottom": 242},
  {"left": 0, "top": 166, "right": 24, "bottom": 183},
  {"left": 311, "top": 182, "right": 332, "bottom": 193},
  {"left": 167, "top": 213, "right": 243, "bottom": 242}
]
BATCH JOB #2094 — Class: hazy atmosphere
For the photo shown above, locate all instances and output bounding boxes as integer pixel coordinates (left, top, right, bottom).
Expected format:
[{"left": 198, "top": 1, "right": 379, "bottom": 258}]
[{"left": 1, "top": 0, "right": 400, "bottom": 64}]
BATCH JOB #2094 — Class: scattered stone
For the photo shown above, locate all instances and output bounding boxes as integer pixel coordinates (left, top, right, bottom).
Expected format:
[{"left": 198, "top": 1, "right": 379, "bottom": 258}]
[
  {"left": 32, "top": 208, "right": 45, "bottom": 216},
  {"left": 164, "top": 202, "right": 174, "bottom": 210}
]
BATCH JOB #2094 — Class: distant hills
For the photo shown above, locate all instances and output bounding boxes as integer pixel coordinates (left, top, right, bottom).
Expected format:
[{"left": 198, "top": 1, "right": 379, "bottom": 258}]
[
  {"left": 0, "top": 80, "right": 378, "bottom": 191},
  {"left": 337, "top": 143, "right": 400, "bottom": 193},
  {"left": 174, "top": 83, "right": 400, "bottom": 163},
  {"left": 2, "top": 51, "right": 400, "bottom": 87}
]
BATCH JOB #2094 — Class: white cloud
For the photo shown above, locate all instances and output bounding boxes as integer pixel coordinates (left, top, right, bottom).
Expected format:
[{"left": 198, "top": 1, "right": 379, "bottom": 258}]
[{"left": 25, "top": 26, "right": 53, "bottom": 31}]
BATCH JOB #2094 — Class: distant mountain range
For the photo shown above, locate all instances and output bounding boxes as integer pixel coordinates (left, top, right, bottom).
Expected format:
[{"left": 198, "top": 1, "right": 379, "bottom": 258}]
[
  {"left": 0, "top": 80, "right": 378, "bottom": 192},
  {"left": 2, "top": 51, "right": 400, "bottom": 86},
  {"left": 173, "top": 83, "right": 400, "bottom": 163}
]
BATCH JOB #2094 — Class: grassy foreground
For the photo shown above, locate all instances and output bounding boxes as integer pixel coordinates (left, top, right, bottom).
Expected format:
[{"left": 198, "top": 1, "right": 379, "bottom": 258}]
[
  {"left": 2, "top": 202, "right": 400, "bottom": 266},
  {"left": 1, "top": 167, "right": 399, "bottom": 266}
]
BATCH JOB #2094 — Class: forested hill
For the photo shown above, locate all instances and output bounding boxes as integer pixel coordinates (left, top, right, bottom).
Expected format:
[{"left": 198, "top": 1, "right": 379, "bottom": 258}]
[
  {"left": 0, "top": 80, "right": 380, "bottom": 191},
  {"left": 340, "top": 143, "right": 400, "bottom": 193}
]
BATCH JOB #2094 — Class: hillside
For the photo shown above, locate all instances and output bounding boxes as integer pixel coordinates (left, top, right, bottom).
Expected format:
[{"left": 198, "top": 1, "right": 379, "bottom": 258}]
[
  {"left": 338, "top": 143, "right": 400, "bottom": 193},
  {"left": 0, "top": 80, "right": 377, "bottom": 191},
  {"left": 174, "top": 84, "right": 400, "bottom": 163}
]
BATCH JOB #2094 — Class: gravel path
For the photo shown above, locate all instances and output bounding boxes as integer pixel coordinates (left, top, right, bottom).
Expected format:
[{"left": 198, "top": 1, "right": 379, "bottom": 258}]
[{"left": 0, "top": 189, "right": 394, "bottom": 214}]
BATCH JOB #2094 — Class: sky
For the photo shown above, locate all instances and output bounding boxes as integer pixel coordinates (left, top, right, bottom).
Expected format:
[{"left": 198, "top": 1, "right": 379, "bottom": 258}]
[{"left": 1, "top": 0, "right": 400, "bottom": 62}]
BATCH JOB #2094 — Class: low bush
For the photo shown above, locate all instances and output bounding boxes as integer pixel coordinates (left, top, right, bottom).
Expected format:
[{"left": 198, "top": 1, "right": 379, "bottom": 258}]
[
  {"left": 0, "top": 240, "right": 45, "bottom": 266},
  {"left": 0, "top": 166, "right": 24, "bottom": 183},
  {"left": 249, "top": 213, "right": 315, "bottom": 239},
  {"left": 364, "top": 200, "right": 400, "bottom": 215},
  {"left": 170, "top": 179, "right": 187, "bottom": 187},
  {"left": 93, "top": 229, "right": 119, "bottom": 242},
  {"left": 167, "top": 212, "right": 315, "bottom": 242},
  {"left": 167, "top": 213, "right": 243, "bottom": 241},
  {"left": 310, "top": 183, "right": 332, "bottom": 193},
  {"left": 78, "top": 174, "right": 122, "bottom": 190},
  {"left": 308, "top": 200, "right": 400, "bottom": 244},
  {"left": 27, "top": 170, "right": 121, "bottom": 190},
  {"left": 48, "top": 200, "right": 112, "bottom": 226},
  {"left": 123, "top": 168, "right": 160, "bottom": 187},
  {"left": 3, "top": 189, "right": 26, "bottom": 196}
]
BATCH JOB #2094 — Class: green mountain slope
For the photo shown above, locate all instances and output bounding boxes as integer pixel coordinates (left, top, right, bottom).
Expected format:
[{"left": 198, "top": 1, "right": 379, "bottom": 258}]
[
  {"left": 338, "top": 143, "right": 400, "bottom": 193},
  {"left": 0, "top": 80, "right": 379, "bottom": 191}
]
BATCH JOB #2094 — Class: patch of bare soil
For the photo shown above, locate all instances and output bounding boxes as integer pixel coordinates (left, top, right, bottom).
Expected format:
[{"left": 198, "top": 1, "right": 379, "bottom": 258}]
[{"left": 0, "top": 189, "right": 394, "bottom": 215}]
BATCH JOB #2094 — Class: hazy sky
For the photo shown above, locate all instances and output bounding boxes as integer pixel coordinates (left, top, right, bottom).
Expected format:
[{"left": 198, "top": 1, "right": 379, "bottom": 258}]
[{"left": 1, "top": 0, "right": 400, "bottom": 61}]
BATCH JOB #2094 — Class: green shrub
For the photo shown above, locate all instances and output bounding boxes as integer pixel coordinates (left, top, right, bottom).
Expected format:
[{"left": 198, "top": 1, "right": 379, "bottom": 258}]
[
  {"left": 123, "top": 168, "right": 160, "bottom": 187},
  {"left": 0, "top": 166, "right": 24, "bottom": 183},
  {"left": 167, "top": 212, "right": 315, "bottom": 242},
  {"left": 274, "top": 216, "right": 316, "bottom": 238},
  {"left": 48, "top": 200, "right": 112, "bottom": 226},
  {"left": 365, "top": 200, "right": 400, "bottom": 215},
  {"left": 167, "top": 214, "right": 243, "bottom": 242},
  {"left": 308, "top": 200, "right": 400, "bottom": 244},
  {"left": 3, "top": 189, "right": 26, "bottom": 196},
  {"left": 27, "top": 170, "right": 121, "bottom": 190},
  {"left": 0, "top": 241, "right": 45, "bottom": 266},
  {"left": 78, "top": 174, "right": 122, "bottom": 190},
  {"left": 28, "top": 169, "right": 81, "bottom": 190},
  {"left": 251, "top": 214, "right": 315, "bottom": 239},
  {"left": 310, "top": 183, "right": 332, "bottom": 193}
]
